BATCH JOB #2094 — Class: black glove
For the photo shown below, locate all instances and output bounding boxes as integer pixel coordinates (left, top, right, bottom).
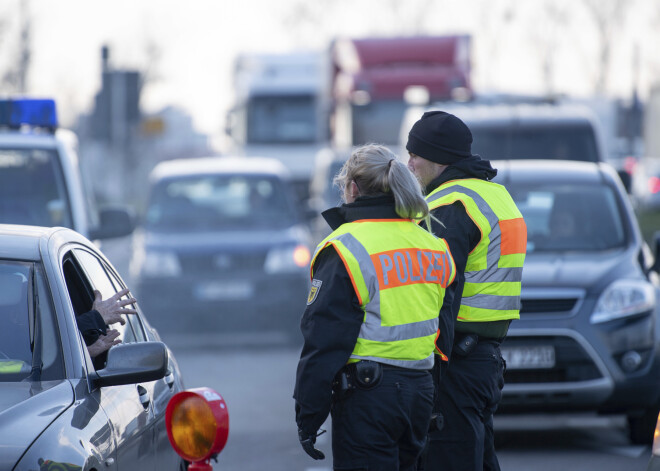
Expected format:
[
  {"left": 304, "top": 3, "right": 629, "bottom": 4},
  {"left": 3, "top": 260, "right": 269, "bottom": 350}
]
[{"left": 298, "top": 428, "right": 325, "bottom": 460}]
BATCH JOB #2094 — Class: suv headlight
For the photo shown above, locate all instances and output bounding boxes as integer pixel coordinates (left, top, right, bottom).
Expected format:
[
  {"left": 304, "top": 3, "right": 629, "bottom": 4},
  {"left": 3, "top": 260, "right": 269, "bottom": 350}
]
[
  {"left": 264, "top": 245, "right": 311, "bottom": 274},
  {"left": 590, "top": 279, "right": 656, "bottom": 324},
  {"left": 139, "top": 250, "right": 182, "bottom": 277}
]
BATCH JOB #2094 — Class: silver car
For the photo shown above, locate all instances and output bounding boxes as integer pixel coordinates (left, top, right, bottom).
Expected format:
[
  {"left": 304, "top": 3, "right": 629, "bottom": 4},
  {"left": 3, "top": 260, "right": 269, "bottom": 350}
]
[{"left": 0, "top": 224, "right": 186, "bottom": 470}]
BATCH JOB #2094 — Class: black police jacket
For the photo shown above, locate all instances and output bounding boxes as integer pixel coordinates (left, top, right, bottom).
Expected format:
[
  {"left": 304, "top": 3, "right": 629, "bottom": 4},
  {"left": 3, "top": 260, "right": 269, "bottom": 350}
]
[
  {"left": 293, "top": 194, "right": 457, "bottom": 435},
  {"left": 423, "top": 155, "right": 511, "bottom": 344}
]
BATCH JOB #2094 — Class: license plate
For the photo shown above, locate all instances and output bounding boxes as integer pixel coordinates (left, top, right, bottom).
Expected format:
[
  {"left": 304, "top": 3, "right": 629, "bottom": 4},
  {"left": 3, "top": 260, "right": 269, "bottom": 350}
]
[
  {"left": 501, "top": 345, "right": 555, "bottom": 369},
  {"left": 194, "top": 281, "right": 254, "bottom": 301}
]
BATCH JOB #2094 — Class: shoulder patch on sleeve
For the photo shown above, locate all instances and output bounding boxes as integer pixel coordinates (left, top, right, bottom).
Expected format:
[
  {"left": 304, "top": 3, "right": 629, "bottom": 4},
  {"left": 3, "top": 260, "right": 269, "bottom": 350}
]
[{"left": 307, "top": 279, "right": 323, "bottom": 305}]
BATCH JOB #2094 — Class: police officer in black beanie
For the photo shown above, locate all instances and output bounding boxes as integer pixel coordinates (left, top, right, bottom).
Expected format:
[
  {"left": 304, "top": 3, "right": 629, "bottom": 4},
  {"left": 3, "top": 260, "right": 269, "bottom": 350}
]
[{"left": 406, "top": 111, "right": 528, "bottom": 471}]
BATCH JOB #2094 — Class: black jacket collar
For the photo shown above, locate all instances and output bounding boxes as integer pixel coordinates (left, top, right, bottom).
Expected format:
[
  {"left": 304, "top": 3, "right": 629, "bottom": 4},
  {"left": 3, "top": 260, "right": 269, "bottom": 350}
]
[
  {"left": 425, "top": 155, "right": 498, "bottom": 194},
  {"left": 321, "top": 194, "right": 400, "bottom": 231}
]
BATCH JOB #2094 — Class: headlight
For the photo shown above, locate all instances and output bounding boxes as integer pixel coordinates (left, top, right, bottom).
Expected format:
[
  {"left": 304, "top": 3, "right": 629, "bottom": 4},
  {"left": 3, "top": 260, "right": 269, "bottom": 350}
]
[
  {"left": 140, "top": 250, "right": 182, "bottom": 277},
  {"left": 264, "top": 245, "right": 310, "bottom": 274},
  {"left": 590, "top": 279, "right": 656, "bottom": 324}
]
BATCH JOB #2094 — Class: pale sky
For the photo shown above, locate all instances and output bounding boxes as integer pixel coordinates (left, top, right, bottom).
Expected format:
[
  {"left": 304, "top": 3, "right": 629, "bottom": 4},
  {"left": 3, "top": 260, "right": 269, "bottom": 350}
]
[{"left": 1, "top": 0, "right": 658, "bottom": 151}]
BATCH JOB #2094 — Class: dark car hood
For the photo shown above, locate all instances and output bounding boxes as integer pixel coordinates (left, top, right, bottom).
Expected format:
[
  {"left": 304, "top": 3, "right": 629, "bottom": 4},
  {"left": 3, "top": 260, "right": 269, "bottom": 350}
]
[
  {"left": 141, "top": 224, "right": 311, "bottom": 252},
  {"left": 0, "top": 380, "right": 74, "bottom": 468},
  {"left": 522, "top": 248, "right": 638, "bottom": 290}
]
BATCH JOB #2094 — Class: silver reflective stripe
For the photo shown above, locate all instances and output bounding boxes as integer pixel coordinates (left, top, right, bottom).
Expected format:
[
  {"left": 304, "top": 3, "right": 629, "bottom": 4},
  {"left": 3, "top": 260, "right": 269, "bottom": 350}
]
[
  {"left": 465, "top": 266, "right": 524, "bottom": 284},
  {"left": 428, "top": 185, "right": 502, "bottom": 273},
  {"left": 334, "top": 233, "right": 381, "bottom": 315},
  {"left": 332, "top": 232, "right": 439, "bottom": 344},
  {"left": 461, "top": 293, "right": 521, "bottom": 310},
  {"left": 350, "top": 353, "right": 435, "bottom": 370},
  {"left": 360, "top": 317, "right": 438, "bottom": 342}
]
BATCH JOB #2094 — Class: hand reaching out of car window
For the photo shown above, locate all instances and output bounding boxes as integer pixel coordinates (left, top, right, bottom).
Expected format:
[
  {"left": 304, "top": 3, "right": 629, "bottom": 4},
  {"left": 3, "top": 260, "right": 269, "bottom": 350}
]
[
  {"left": 93, "top": 288, "right": 137, "bottom": 326},
  {"left": 87, "top": 329, "right": 121, "bottom": 358}
]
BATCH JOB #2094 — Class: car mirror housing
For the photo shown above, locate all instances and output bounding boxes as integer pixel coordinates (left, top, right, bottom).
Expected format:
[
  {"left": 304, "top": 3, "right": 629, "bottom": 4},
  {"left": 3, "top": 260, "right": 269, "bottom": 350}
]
[
  {"left": 90, "top": 206, "right": 135, "bottom": 240},
  {"left": 91, "top": 341, "right": 168, "bottom": 387}
]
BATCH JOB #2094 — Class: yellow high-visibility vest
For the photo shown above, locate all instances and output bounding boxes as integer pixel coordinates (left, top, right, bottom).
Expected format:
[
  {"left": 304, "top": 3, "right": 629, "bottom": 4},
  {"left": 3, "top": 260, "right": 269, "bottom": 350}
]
[
  {"left": 426, "top": 178, "right": 527, "bottom": 324},
  {"left": 312, "top": 218, "right": 456, "bottom": 370},
  {"left": 0, "top": 360, "right": 29, "bottom": 373}
]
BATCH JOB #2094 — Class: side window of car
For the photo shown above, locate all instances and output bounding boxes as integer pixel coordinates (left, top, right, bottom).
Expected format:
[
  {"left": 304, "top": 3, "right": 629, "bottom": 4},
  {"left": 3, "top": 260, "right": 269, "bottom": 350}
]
[
  {"left": 73, "top": 249, "right": 145, "bottom": 343},
  {"left": 107, "top": 267, "right": 147, "bottom": 343}
]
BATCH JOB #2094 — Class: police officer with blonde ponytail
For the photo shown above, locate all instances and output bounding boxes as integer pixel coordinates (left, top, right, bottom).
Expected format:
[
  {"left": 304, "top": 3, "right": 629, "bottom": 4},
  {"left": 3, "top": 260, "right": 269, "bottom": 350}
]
[{"left": 294, "top": 144, "right": 457, "bottom": 469}]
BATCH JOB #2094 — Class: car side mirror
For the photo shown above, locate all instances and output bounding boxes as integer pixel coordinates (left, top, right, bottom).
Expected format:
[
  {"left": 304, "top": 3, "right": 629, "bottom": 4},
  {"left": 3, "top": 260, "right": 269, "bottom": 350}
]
[
  {"left": 90, "top": 341, "right": 168, "bottom": 387},
  {"left": 617, "top": 169, "right": 633, "bottom": 194},
  {"left": 90, "top": 206, "right": 135, "bottom": 240},
  {"left": 651, "top": 231, "right": 660, "bottom": 274}
]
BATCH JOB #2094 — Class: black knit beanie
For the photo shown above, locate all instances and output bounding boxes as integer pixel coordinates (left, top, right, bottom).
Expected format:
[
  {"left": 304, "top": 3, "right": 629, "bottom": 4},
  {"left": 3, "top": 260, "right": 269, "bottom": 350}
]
[{"left": 406, "top": 111, "right": 474, "bottom": 164}]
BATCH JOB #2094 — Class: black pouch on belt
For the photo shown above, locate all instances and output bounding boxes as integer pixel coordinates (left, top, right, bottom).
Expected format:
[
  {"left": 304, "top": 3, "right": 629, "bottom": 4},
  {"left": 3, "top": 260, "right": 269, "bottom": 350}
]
[
  {"left": 354, "top": 360, "right": 383, "bottom": 389},
  {"left": 454, "top": 333, "right": 479, "bottom": 357}
]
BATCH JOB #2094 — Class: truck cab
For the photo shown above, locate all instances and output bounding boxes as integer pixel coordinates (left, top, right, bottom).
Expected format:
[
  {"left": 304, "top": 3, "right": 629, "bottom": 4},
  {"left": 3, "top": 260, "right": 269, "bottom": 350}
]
[
  {"left": 0, "top": 98, "right": 133, "bottom": 240},
  {"left": 225, "top": 52, "right": 330, "bottom": 202}
]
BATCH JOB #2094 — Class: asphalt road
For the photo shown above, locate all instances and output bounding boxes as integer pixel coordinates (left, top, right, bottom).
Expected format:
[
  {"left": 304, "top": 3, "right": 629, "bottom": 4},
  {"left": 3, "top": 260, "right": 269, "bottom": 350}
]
[
  {"left": 100, "top": 236, "right": 654, "bottom": 470},
  {"left": 162, "top": 335, "right": 653, "bottom": 471}
]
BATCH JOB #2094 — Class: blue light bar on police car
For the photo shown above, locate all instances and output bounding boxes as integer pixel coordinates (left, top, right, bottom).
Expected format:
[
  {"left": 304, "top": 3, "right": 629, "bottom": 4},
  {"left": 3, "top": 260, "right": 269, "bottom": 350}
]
[{"left": 0, "top": 98, "right": 58, "bottom": 129}]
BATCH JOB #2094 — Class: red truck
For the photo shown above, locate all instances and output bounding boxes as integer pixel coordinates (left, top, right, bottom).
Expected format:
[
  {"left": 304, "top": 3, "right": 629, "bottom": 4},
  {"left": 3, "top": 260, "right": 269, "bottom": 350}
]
[{"left": 328, "top": 34, "right": 472, "bottom": 148}]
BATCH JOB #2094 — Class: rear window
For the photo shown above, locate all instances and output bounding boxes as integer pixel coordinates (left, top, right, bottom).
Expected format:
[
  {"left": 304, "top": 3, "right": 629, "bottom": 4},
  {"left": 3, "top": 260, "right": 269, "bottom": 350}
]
[
  {"left": 471, "top": 124, "right": 600, "bottom": 162},
  {"left": 0, "top": 148, "right": 73, "bottom": 228},
  {"left": 507, "top": 182, "right": 627, "bottom": 253},
  {"left": 146, "top": 174, "right": 299, "bottom": 232}
]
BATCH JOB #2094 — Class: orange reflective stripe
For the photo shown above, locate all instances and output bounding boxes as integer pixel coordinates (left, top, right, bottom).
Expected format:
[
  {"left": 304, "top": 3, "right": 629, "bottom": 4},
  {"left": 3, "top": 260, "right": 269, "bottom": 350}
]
[
  {"left": 370, "top": 248, "right": 452, "bottom": 290},
  {"left": 499, "top": 217, "right": 527, "bottom": 255},
  {"left": 434, "top": 329, "right": 449, "bottom": 361},
  {"left": 352, "top": 218, "right": 413, "bottom": 223}
]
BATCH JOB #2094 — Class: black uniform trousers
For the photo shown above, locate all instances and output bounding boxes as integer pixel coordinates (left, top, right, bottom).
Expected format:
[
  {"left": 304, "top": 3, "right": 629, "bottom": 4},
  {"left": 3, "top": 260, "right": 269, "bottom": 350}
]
[
  {"left": 331, "top": 365, "right": 434, "bottom": 471},
  {"left": 422, "top": 339, "right": 505, "bottom": 471}
]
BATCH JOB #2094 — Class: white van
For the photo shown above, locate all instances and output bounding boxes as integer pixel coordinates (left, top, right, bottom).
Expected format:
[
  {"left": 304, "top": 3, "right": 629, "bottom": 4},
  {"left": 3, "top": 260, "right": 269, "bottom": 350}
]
[
  {"left": 401, "top": 99, "right": 607, "bottom": 162},
  {"left": 0, "top": 98, "right": 133, "bottom": 239}
]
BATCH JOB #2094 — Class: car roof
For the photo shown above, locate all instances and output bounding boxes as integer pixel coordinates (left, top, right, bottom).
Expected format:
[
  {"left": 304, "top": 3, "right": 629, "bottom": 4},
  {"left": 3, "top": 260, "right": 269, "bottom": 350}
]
[
  {"left": 149, "top": 156, "right": 291, "bottom": 182},
  {"left": 0, "top": 224, "right": 88, "bottom": 262},
  {"left": 493, "top": 159, "right": 621, "bottom": 187},
  {"left": 430, "top": 102, "right": 598, "bottom": 128},
  {"left": 0, "top": 224, "right": 57, "bottom": 261}
]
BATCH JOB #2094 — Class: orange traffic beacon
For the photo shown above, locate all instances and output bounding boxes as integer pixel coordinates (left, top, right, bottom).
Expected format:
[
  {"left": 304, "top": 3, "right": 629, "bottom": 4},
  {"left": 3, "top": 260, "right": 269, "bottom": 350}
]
[{"left": 166, "top": 387, "right": 230, "bottom": 470}]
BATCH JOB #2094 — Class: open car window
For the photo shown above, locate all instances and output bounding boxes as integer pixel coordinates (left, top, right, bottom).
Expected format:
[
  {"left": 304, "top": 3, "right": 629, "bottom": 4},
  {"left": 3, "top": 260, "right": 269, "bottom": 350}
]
[
  {"left": 0, "top": 261, "right": 64, "bottom": 382},
  {"left": 72, "top": 249, "right": 145, "bottom": 344},
  {"left": 62, "top": 247, "right": 146, "bottom": 370}
]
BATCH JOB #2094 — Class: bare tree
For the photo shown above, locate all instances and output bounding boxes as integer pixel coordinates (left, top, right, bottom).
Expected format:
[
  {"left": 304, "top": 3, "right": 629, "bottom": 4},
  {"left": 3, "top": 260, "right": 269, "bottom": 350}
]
[
  {"left": 581, "top": 0, "right": 633, "bottom": 95},
  {"left": 1, "top": 0, "right": 31, "bottom": 93}
]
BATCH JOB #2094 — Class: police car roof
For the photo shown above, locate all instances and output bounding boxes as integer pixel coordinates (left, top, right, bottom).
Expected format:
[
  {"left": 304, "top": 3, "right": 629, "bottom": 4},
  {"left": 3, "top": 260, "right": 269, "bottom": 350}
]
[{"left": 149, "top": 156, "right": 291, "bottom": 182}]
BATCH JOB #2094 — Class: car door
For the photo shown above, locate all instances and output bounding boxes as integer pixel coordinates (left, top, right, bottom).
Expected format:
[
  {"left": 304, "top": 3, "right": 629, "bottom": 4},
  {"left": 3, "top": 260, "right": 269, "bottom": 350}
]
[
  {"left": 63, "top": 247, "right": 157, "bottom": 470},
  {"left": 102, "top": 263, "right": 183, "bottom": 470}
]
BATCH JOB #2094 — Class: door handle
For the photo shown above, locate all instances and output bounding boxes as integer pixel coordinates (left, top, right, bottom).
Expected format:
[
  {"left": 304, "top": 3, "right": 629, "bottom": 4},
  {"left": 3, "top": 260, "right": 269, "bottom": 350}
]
[
  {"left": 137, "top": 385, "right": 150, "bottom": 409},
  {"left": 165, "top": 369, "right": 175, "bottom": 389}
]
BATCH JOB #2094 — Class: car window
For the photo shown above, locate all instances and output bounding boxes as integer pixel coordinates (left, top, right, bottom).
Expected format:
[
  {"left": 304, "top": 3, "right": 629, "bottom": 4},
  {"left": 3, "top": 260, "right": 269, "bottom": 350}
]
[
  {"left": 145, "top": 174, "right": 297, "bottom": 231},
  {"left": 106, "top": 268, "right": 147, "bottom": 342},
  {"left": 470, "top": 125, "right": 599, "bottom": 162},
  {"left": 73, "top": 249, "right": 144, "bottom": 344},
  {"left": 0, "top": 148, "right": 73, "bottom": 228},
  {"left": 507, "top": 182, "right": 627, "bottom": 253},
  {"left": 0, "top": 261, "right": 64, "bottom": 382},
  {"left": 247, "top": 95, "right": 317, "bottom": 144}
]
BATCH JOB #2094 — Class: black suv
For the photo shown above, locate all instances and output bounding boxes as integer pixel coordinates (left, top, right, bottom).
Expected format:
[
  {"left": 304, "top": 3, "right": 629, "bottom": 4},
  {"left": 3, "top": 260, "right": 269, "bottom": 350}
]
[{"left": 494, "top": 159, "right": 660, "bottom": 444}]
